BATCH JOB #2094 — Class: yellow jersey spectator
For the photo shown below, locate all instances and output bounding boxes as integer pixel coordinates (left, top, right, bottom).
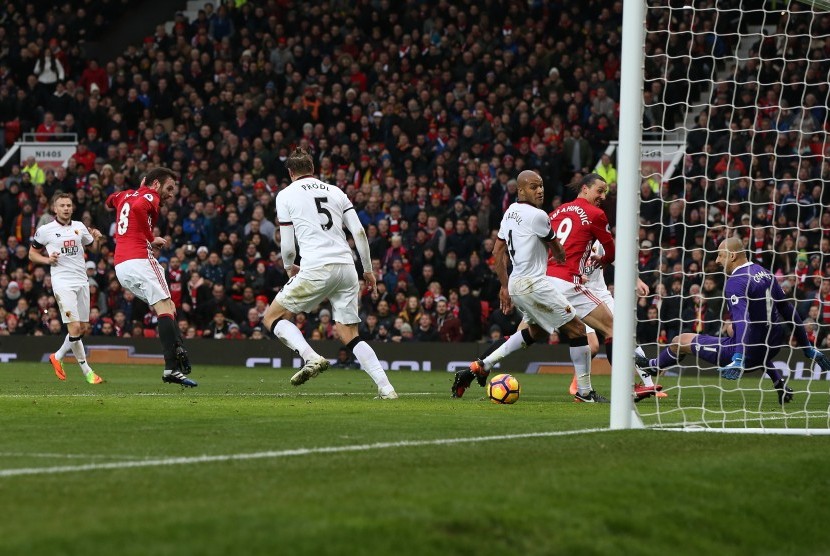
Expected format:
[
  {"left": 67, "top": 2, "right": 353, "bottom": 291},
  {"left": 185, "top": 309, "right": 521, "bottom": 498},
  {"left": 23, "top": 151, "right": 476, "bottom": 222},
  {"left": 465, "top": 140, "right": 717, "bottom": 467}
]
[
  {"left": 595, "top": 153, "right": 617, "bottom": 187},
  {"left": 22, "top": 156, "right": 46, "bottom": 187}
]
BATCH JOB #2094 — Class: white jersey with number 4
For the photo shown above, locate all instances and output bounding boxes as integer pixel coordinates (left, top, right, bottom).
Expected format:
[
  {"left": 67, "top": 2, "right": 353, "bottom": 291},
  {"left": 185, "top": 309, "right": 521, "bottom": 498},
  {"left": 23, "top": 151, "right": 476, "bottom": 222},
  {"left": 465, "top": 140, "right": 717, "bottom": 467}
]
[
  {"left": 32, "top": 219, "right": 93, "bottom": 288},
  {"left": 497, "top": 201, "right": 555, "bottom": 279},
  {"left": 276, "top": 177, "right": 355, "bottom": 270}
]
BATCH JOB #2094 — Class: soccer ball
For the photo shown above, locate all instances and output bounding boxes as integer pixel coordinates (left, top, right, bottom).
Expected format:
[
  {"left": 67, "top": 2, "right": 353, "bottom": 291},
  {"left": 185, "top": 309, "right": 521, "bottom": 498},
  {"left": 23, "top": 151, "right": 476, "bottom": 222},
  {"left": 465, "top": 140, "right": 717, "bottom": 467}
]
[{"left": 487, "top": 373, "right": 521, "bottom": 404}]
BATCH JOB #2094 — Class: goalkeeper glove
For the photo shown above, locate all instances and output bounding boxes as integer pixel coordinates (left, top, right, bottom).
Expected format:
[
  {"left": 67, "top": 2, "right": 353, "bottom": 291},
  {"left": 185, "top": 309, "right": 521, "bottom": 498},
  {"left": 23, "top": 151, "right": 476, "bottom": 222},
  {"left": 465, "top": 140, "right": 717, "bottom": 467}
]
[
  {"left": 803, "top": 347, "right": 830, "bottom": 372},
  {"left": 718, "top": 353, "right": 744, "bottom": 380}
]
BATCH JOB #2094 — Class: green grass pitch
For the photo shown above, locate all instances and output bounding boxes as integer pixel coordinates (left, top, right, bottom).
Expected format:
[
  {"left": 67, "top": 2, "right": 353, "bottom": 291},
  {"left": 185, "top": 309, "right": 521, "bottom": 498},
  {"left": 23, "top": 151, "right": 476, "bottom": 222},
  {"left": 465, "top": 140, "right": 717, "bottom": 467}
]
[{"left": 1, "top": 363, "right": 829, "bottom": 555}]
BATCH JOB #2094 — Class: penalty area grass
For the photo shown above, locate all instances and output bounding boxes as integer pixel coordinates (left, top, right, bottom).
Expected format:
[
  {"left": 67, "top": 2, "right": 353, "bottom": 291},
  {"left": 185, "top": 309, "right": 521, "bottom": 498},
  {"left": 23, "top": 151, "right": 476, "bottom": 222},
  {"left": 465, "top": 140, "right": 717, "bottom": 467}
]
[{"left": 0, "top": 363, "right": 828, "bottom": 556}]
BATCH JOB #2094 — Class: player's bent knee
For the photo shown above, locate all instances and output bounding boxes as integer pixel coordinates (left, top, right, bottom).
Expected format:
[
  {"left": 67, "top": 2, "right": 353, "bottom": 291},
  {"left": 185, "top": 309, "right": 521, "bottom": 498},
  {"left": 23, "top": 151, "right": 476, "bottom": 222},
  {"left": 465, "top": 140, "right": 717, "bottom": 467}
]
[
  {"left": 587, "top": 337, "right": 600, "bottom": 356},
  {"left": 263, "top": 303, "right": 293, "bottom": 330},
  {"left": 153, "top": 298, "right": 175, "bottom": 316},
  {"left": 560, "top": 319, "right": 586, "bottom": 338},
  {"left": 337, "top": 324, "right": 359, "bottom": 346}
]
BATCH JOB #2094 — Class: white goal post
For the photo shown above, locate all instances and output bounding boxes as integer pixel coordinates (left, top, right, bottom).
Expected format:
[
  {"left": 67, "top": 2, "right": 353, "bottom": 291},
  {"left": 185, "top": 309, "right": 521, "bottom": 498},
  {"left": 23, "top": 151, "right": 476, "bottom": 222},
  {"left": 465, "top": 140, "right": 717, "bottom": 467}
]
[{"left": 612, "top": 0, "right": 830, "bottom": 433}]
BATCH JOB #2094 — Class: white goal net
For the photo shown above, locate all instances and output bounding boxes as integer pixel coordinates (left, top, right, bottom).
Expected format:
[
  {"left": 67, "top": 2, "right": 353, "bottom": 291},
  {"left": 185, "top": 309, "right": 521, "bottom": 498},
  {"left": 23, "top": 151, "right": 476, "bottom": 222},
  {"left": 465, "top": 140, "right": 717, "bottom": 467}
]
[{"left": 620, "top": 0, "right": 830, "bottom": 432}]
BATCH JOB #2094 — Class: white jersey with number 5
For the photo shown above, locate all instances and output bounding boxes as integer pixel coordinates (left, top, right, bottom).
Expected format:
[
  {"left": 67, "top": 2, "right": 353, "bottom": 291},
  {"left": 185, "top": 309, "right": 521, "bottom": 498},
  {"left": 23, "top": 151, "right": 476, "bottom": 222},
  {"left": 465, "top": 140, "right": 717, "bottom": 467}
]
[
  {"left": 275, "top": 177, "right": 354, "bottom": 270},
  {"left": 497, "top": 202, "right": 555, "bottom": 279}
]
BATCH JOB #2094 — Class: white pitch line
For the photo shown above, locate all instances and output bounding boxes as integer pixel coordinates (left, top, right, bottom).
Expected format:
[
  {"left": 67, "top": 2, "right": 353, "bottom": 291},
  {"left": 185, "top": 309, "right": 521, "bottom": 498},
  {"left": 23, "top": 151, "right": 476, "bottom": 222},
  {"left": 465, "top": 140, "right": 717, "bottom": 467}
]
[
  {"left": 0, "top": 392, "right": 436, "bottom": 398},
  {"left": 0, "top": 428, "right": 607, "bottom": 478},
  {"left": 0, "top": 452, "right": 144, "bottom": 460}
]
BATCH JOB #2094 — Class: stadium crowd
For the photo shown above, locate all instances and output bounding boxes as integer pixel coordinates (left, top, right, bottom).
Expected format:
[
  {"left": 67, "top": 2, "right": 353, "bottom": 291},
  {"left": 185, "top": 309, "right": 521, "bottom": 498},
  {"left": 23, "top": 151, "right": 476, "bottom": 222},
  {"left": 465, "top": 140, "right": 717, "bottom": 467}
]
[{"left": 0, "top": 0, "right": 828, "bottom": 350}]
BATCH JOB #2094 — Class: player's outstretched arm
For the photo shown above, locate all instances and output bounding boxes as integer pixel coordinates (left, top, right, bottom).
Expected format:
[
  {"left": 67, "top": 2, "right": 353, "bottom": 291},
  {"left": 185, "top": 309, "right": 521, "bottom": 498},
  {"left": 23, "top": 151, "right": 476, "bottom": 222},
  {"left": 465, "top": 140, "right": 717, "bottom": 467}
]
[
  {"left": 591, "top": 211, "right": 615, "bottom": 265},
  {"left": 771, "top": 279, "right": 813, "bottom": 348}
]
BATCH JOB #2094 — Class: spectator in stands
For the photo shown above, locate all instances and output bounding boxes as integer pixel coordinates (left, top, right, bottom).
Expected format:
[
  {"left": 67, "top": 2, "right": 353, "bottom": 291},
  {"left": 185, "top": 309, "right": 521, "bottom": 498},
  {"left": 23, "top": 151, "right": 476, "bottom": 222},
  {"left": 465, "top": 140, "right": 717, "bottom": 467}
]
[
  {"left": 35, "top": 112, "right": 58, "bottom": 141},
  {"left": 203, "top": 311, "right": 232, "bottom": 339},
  {"left": 331, "top": 346, "right": 359, "bottom": 369},
  {"left": 0, "top": 0, "right": 806, "bottom": 345},
  {"left": 414, "top": 313, "right": 439, "bottom": 342},
  {"left": 22, "top": 156, "right": 44, "bottom": 186},
  {"left": 435, "top": 298, "right": 462, "bottom": 342},
  {"left": 78, "top": 59, "right": 107, "bottom": 96},
  {"left": 595, "top": 153, "right": 617, "bottom": 188},
  {"left": 33, "top": 46, "right": 65, "bottom": 105}
]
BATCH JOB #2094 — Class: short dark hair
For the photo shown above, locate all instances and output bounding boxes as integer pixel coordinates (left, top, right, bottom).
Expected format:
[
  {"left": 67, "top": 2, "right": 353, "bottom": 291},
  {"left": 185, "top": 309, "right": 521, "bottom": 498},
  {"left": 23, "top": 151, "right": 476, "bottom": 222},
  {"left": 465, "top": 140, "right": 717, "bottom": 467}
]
[
  {"left": 569, "top": 172, "right": 605, "bottom": 193},
  {"left": 285, "top": 147, "right": 314, "bottom": 177},
  {"left": 143, "top": 166, "right": 177, "bottom": 186}
]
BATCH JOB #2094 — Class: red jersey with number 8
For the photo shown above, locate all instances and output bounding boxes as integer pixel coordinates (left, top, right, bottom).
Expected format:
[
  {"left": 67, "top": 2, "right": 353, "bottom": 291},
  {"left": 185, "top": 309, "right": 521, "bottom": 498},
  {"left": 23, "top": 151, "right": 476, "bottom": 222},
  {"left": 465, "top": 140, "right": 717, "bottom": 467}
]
[
  {"left": 547, "top": 197, "right": 615, "bottom": 281},
  {"left": 105, "top": 186, "right": 160, "bottom": 264}
]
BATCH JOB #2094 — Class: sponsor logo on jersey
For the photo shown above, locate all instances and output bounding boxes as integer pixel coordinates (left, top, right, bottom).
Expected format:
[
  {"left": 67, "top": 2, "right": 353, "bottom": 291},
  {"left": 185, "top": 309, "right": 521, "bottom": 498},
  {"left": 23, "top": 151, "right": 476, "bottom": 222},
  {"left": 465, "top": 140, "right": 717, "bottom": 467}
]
[{"left": 61, "top": 239, "right": 79, "bottom": 256}]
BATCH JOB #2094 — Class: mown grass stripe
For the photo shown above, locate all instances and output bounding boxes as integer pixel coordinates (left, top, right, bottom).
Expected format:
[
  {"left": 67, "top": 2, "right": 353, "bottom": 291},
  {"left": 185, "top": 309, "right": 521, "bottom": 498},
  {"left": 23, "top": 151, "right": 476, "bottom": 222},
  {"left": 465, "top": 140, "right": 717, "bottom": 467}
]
[{"left": 0, "top": 428, "right": 606, "bottom": 478}]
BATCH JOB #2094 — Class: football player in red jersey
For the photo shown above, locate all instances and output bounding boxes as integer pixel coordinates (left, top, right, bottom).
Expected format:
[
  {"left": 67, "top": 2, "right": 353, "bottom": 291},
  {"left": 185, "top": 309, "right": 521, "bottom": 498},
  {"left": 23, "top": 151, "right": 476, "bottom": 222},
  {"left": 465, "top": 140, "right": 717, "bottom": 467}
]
[
  {"left": 106, "top": 167, "right": 196, "bottom": 387},
  {"left": 454, "top": 173, "right": 653, "bottom": 402},
  {"left": 452, "top": 171, "right": 607, "bottom": 402},
  {"left": 546, "top": 174, "right": 616, "bottom": 346}
]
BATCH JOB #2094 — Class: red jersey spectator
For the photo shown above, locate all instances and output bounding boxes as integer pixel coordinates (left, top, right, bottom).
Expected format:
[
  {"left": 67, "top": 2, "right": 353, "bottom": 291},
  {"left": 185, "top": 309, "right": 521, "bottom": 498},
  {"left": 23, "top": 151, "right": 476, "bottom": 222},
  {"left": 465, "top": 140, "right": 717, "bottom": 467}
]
[{"left": 78, "top": 59, "right": 108, "bottom": 96}]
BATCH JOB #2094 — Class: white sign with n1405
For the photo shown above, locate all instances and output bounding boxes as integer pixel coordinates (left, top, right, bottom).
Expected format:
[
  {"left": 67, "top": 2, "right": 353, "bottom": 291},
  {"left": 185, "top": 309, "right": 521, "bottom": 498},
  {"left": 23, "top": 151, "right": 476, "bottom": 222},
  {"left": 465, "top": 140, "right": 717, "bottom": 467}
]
[{"left": 20, "top": 143, "right": 77, "bottom": 168}]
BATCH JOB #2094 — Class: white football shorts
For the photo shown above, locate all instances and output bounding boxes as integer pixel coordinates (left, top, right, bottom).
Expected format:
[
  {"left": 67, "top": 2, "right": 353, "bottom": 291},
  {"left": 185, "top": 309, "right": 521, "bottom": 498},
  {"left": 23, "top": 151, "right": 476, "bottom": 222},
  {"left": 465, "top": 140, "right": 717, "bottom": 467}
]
[
  {"left": 550, "top": 276, "right": 610, "bottom": 320},
  {"left": 54, "top": 283, "right": 91, "bottom": 324},
  {"left": 276, "top": 263, "right": 360, "bottom": 324},
  {"left": 584, "top": 288, "right": 613, "bottom": 335},
  {"left": 508, "top": 275, "right": 576, "bottom": 334},
  {"left": 115, "top": 257, "right": 171, "bottom": 306}
]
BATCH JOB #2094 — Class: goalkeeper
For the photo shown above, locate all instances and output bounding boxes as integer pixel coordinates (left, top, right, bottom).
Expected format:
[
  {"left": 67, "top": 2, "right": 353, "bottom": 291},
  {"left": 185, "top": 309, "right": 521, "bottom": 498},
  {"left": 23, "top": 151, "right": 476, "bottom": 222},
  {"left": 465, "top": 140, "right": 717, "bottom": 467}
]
[{"left": 636, "top": 236, "right": 830, "bottom": 404}]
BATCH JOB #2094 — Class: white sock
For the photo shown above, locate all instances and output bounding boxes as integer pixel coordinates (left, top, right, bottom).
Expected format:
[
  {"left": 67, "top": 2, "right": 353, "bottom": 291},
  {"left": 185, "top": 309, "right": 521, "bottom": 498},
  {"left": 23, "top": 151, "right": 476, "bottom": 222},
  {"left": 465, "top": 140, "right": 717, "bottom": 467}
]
[
  {"left": 570, "top": 345, "right": 593, "bottom": 395},
  {"left": 352, "top": 341, "right": 394, "bottom": 394},
  {"left": 274, "top": 320, "right": 318, "bottom": 362},
  {"left": 482, "top": 332, "right": 529, "bottom": 370},
  {"left": 635, "top": 346, "right": 654, "bottom": 387},
  {"left": 69, "top": 337, "right": 93, "bottom": 375},
  {"left": 55, "top": 334, "right": 71, "bottom": 360}
]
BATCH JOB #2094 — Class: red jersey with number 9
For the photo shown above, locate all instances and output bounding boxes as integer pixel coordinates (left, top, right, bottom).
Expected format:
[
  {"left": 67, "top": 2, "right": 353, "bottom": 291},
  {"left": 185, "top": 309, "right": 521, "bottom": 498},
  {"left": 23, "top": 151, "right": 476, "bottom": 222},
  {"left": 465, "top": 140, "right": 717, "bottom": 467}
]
[
  {"left": 105, "top": 186, "right": 160, "bottom": 264},
  {"left": 547, "top": 197, "right": 615, "bottom": 281}
]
